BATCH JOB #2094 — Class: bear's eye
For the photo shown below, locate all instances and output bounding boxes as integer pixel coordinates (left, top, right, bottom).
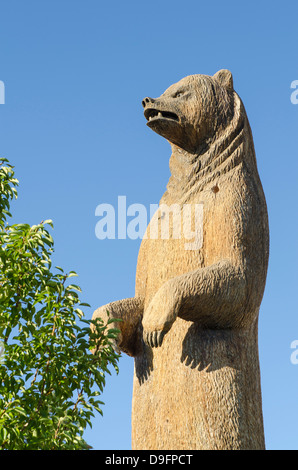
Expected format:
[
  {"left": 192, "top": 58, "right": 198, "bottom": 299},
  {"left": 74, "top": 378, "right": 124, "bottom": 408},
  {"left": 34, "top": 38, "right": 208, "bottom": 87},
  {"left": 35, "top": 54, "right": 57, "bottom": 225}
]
[{"left": 173, "top": 90, "right": 184, "bottom": 98}]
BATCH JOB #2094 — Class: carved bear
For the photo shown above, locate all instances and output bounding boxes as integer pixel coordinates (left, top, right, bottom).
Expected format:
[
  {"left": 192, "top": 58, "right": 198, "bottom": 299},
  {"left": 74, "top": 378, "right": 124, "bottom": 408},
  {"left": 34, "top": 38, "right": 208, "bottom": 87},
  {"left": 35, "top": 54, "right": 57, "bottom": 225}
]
[{"left": 93, "top": 70, "right": 269, "bottom": 450}]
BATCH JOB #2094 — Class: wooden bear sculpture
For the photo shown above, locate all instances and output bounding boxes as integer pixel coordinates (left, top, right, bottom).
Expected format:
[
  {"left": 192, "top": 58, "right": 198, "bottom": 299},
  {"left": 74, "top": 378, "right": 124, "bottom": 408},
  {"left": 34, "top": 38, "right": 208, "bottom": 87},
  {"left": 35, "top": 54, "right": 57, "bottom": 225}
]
[{"left": 93, "top": 70, "right": 269, "bottom": 450}]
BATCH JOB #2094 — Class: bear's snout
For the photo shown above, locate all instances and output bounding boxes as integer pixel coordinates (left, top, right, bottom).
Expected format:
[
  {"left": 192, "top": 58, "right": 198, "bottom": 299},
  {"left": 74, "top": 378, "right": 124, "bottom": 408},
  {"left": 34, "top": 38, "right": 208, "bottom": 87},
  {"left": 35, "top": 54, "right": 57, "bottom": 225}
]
[{"left": 142, "top": 97, "right": 155, "bottom": 108}]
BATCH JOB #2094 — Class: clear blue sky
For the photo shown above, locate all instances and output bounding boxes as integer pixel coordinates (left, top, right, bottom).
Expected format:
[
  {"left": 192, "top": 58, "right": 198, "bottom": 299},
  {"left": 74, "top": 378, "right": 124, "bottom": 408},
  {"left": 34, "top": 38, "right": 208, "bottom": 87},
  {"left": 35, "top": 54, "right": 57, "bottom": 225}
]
[{"left": 0, "top": 0, "right": 297, "bottom": 450}]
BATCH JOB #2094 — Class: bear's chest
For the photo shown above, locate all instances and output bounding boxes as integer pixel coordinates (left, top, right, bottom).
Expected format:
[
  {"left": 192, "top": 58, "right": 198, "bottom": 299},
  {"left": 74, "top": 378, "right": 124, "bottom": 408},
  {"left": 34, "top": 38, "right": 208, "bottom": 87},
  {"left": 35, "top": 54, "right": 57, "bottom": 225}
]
[
  {"left": 136, "top": 195, "right": 208, "bottom": 301},
  {"left": 135, "top": 183, "right": 241, "bottom": 304}
]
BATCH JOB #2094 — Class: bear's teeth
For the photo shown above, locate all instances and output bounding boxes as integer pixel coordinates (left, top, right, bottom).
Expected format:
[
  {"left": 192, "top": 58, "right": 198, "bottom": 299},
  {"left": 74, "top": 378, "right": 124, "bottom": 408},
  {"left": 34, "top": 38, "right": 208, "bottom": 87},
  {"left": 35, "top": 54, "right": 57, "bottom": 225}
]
[{"left": 148, "top": 111, "right": 162, "bottom": 121}]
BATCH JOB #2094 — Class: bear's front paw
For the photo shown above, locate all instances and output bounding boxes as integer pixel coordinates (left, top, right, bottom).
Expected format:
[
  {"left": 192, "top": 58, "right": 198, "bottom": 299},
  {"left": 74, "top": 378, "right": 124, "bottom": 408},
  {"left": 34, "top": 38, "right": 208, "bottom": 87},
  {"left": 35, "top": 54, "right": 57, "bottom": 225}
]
[
  {"left": 142, "top": 281, "right": 181, "bottom": 348},
  {"left": 143, "top": 329, "right": 167, "bottom": 348},
  {"left": 92, "top": 303, "right": 113, "bottom": 325}
]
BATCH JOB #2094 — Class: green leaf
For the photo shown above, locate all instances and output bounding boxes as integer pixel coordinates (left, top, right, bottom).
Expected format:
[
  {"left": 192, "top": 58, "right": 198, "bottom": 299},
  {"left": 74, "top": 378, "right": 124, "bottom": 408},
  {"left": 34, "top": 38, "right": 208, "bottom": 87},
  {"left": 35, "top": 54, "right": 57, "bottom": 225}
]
[{"left": 68, "top": 271, "right": 78, "bottom": 278}]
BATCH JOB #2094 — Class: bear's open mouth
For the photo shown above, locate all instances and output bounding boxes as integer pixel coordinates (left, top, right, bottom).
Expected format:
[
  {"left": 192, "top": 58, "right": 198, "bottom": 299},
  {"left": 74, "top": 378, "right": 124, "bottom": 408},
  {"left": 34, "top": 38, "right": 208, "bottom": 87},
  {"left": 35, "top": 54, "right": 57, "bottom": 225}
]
[{"left": 144, "top": 108, "right": 179, "bottom": 123}]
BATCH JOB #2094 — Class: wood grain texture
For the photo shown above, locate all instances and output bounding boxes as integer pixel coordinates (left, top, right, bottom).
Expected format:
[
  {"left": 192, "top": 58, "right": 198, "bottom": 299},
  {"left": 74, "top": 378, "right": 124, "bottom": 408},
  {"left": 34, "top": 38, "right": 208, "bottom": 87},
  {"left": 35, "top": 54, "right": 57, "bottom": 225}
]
[{"left": 92, "top": 70, "right": 269, "bottom": 450}]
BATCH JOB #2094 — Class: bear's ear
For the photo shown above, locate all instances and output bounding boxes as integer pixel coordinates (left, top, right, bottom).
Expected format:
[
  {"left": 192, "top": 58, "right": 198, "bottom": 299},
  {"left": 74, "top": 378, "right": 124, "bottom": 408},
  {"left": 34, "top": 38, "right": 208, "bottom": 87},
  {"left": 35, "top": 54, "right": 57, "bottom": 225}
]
[{"left": 213, "top": 69, "right": 233, "bottom": 91}]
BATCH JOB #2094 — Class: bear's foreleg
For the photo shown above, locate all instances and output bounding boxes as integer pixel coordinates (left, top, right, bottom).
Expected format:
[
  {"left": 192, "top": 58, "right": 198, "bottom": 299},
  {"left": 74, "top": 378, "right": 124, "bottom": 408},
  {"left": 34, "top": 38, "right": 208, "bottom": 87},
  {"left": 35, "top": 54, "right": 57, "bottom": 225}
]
[
  {"left": 92, "top": 297, "right": 144, "bottom": 356},
  {"left": 143, "top": 260, "right": 249, "bottom": 347}
]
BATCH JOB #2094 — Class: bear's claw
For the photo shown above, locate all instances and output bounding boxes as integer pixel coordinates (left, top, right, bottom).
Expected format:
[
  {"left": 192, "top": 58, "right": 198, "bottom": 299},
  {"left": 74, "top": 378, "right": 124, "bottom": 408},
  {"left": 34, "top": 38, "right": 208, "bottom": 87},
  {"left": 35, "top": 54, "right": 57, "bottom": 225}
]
[{"left": 143, "top": 330, "right": 166, "bottom": 348}]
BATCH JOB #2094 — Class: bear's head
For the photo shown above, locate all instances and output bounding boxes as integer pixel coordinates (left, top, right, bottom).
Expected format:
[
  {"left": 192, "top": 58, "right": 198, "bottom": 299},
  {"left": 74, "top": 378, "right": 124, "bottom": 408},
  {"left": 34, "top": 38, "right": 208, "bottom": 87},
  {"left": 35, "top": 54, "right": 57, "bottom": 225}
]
[{"left": 142, "top": 70, "right": 235, "bottom": 154}]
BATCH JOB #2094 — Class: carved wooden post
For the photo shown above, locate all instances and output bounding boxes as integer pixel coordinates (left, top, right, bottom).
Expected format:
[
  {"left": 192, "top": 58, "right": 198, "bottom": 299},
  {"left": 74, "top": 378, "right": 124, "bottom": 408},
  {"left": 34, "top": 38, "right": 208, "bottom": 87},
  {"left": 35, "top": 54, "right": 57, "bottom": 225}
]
[{"left": 93, "top": 70, "right": 269, "bottom": 450}]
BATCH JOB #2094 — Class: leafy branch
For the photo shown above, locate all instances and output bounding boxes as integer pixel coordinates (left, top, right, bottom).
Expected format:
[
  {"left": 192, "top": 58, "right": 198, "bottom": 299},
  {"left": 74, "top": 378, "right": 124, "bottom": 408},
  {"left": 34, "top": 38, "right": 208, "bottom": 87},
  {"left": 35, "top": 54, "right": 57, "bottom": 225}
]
[{"left": 0, "top": 159, "right": 120, "bottom": 449}]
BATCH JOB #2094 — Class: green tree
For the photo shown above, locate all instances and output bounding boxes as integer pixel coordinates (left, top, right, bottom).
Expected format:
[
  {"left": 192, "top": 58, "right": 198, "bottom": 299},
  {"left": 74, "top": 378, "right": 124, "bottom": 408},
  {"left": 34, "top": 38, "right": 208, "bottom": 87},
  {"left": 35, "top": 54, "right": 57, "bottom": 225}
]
[{"left": 0, "top": 159, "right": 120, "bottom": 449}]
